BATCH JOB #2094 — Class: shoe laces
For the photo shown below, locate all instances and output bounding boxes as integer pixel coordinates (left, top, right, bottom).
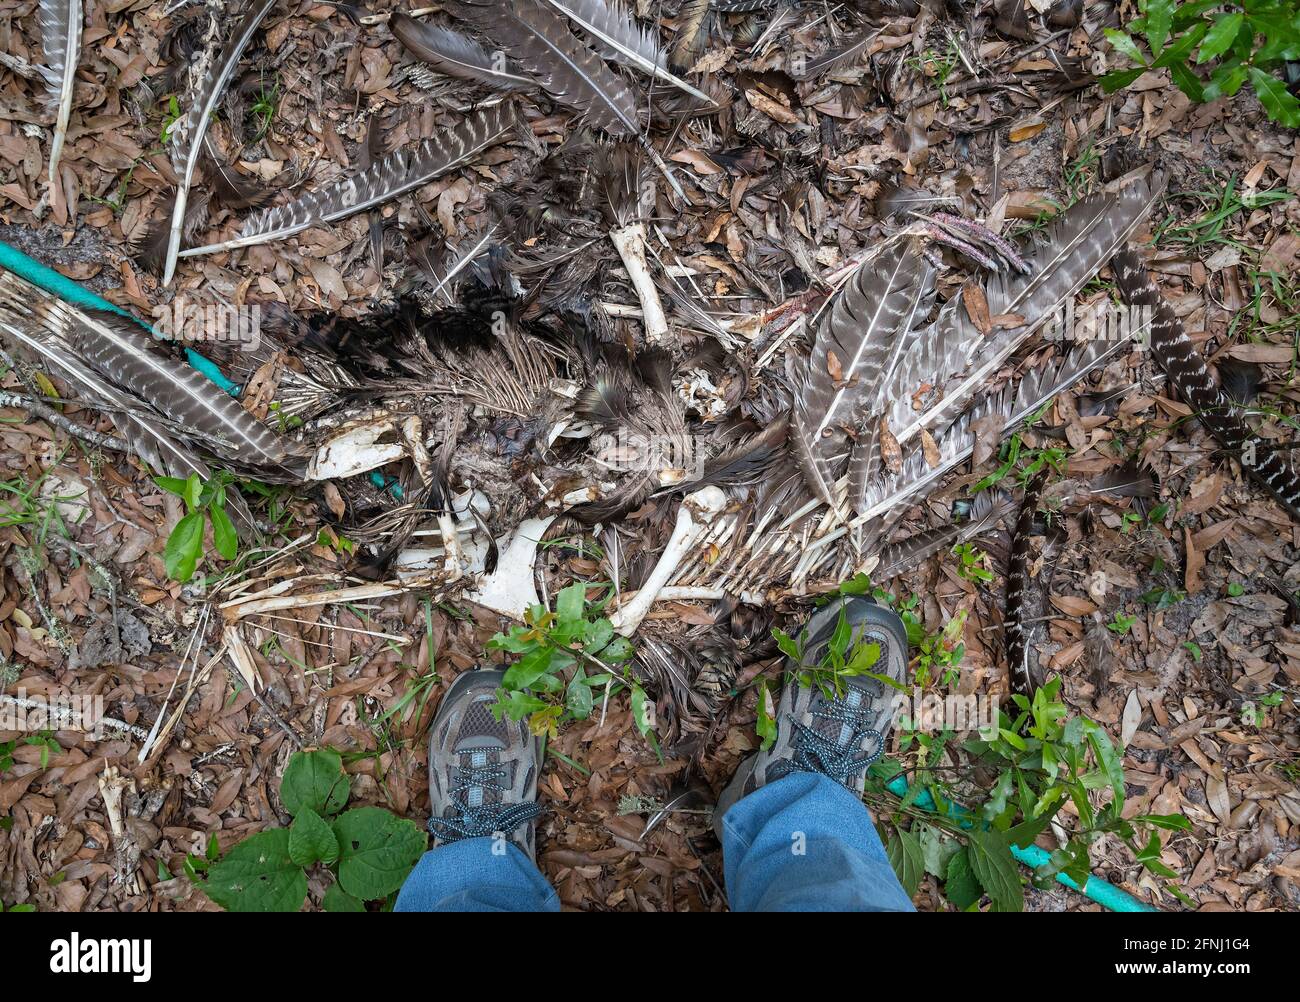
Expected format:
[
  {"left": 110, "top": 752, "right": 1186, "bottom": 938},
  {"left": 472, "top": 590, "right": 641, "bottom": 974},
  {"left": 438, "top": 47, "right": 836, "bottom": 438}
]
[
  {"left": 427, "top": 759, "right": 542, "bottom": 843},
  {"left": 777, "top": 688, "right": 884, "bottom": 785}
]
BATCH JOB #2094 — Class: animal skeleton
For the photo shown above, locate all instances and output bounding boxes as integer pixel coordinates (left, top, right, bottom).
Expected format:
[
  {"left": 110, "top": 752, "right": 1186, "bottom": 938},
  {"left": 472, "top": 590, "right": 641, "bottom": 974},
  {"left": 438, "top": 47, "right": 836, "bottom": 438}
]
[{"left": 6, "top": 2, "right": 1298, "bottom": 741}]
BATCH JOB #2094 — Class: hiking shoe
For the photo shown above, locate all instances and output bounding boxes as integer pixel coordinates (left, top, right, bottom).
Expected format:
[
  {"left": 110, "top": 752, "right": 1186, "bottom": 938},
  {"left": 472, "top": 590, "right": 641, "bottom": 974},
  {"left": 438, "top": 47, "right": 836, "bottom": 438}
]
[
  {"left": 427, "top": 668, "right": 544, "bottom": 858},
  {"left": 714, "top": 596, "right": 908, "bottom": 837}
]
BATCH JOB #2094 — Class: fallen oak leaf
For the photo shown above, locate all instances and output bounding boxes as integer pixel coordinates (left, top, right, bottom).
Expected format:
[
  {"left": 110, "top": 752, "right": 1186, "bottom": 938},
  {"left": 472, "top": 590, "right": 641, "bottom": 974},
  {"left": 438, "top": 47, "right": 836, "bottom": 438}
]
[
  {"left": 879, "top": 416, "right": 902, "bottom": 473},
  {"left": 963, "top": 282, "right": 991, "bottom": 335},
  {"left": 920, "top": 428, "right": 941, "bottom": 468}
]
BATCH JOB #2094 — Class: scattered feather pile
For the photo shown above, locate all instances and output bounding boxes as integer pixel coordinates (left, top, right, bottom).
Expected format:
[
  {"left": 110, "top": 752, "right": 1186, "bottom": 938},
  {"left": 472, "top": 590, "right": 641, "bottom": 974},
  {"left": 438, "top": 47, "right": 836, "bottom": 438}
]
[
  {"left": 0, "top": 268, "right": 300, "bottom": 493},
  {"left": 5, "top": 0, "right": 1300, "bottom": 763}
]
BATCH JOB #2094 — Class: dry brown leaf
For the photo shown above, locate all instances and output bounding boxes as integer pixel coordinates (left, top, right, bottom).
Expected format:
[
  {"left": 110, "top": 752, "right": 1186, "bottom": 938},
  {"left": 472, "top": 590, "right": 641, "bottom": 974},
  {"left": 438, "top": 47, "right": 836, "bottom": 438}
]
[
  {"left": 920, "top": 428, "right": 940, "bottom": 468},
  {"left": 879, "top": 416, "right": 902, "bottom": 473},
  {"left": 1009, "top": 121, "right": 1047, "bottom": 142},
  {"left": 1184, "top": 525, "right": 1205, "bottom": 594},
  {"left": 962, "top": 282, "right": 991, "bottom": 335},
  {"left": 1121, "top": 689, "right": 1143, "bottom": 747},
  {"left": 1049, "top": 594, "right": 1098, "bottom": 616}
]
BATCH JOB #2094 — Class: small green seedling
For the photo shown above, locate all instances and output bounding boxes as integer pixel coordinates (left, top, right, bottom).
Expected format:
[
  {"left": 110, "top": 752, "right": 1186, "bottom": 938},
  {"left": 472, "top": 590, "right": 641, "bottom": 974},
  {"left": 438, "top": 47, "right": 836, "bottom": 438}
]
[
  {"left": 1107, "top": 611, "right": 1138, "bottom": 635},
  {"left": 160, "top": 95, "right": 182, "bottom": 144},
  {"left": 155, "top": 472, "right": 240, "bottom": 582},
  {"left": 488, "top": 582, "right": 648, "bottom": 746},
  {"left": 953, "top": 543, "right": 995, "bottom": 583},
  {"left": 772, "top": 606, "right": 887, "bottom": 701}
]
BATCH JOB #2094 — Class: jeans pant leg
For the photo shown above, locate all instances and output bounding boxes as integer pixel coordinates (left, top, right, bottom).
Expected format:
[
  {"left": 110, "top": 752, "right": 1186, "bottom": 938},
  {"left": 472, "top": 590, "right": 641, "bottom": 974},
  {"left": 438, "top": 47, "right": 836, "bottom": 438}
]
[
  {"left": 395, "top": 837, "right": 561, "bottom": 912},
  {"left": 720, "top": 771, "right": 916, "bottom": 912}
]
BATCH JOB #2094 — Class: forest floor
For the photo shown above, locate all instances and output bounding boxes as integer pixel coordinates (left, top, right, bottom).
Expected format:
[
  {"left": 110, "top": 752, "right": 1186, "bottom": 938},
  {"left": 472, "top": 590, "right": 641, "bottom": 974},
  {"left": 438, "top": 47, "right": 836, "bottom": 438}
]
[{"left": 0, "top": 1, "right": 1298, "bottom": 912}]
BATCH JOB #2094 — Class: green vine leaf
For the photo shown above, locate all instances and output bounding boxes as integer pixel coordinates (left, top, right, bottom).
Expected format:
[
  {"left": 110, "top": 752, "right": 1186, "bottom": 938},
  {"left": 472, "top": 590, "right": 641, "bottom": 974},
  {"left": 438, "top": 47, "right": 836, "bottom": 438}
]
[
  {"left": 332, "top": 807, "right": 427, "bottom": 901},
  {"left": 280, "top": 748, "right": 350, "bottom": 819},
  {"left": 322, "top": 880, "right": 366, "bottom": 912},
  {"left": 164, "top": 510, "right": 205, "bottom": 582},
  {"left": 967, "top": 830, "right": 1024, "bottom": 912},
  {"left": 210, "top": 503, "right": 238, "bottom": 561},
  {"left": 1249, "top": 67, "right": 1300, "bottom": 126},
  {"left": 201, "top": 830, "right": 307, "bottom": 913},
  {"left": 1198, "top": 12, "right": 1244, "bottom": 63},
  {"left": 886, "top": 828, "right": 924, "bottom": 897},
  {"left": 945, "top": 847, "right": 982, "bottom": 910},
  {"left": 288, "top": 808, "right": 339, "bottom": 867}
]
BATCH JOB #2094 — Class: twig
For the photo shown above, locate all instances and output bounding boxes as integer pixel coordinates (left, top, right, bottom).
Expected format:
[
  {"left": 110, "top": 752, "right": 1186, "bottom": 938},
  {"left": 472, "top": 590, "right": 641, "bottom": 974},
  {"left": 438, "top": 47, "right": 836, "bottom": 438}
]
[
  {"left": 226, "top": 664, "right": 305, "bottom": 751},
  {"left": 0, "top": 693, "right": 150, "bottom": 740},
  {"left": 898, "top": 72, "right": 1045, "bottom": 114}
]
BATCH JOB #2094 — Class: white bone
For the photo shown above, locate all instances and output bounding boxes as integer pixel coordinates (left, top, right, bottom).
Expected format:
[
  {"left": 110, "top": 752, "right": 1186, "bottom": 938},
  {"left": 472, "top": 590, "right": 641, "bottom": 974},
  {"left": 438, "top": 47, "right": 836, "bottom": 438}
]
[
  {"left": 610, "top": 486, "right": 726, "bottom": 637},
  {"left": 609, "top": 222, "right": 669, "bottom": 344},
  {"left": 307, "top": 418, "right": 405, "bottom": 481},
  {"left": 465, "top": 516, "right": 558, "bottom": 617}
]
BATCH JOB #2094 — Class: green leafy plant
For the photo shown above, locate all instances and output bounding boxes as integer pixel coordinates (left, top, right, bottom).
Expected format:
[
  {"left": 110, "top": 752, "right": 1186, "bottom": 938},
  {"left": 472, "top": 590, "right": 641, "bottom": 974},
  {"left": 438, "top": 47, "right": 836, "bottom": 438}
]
[
  {"left": 1102, "top": 0, "right": 1300, "bottom": 126},
  {"left": 972, "top": 408, "right": 1068, "bottom": 493},
  {"left": 190, "top": 748, "right": 425, "bottom": 912},
  {"left": 759, "top": 605, "right": 891, "bottom": 751},
  {"left": 488, "top": 582, "right": 648, "bottom": 745},
  {"left": 907, "top": 41, "right": 962, "bottom": 107},
  {"left": 1242, "top": 690, "right": 1285, "bottom": 725},
  {"left": 952, "top": 543, "right": 995, "bottom": 583},
  {"left": 0, "top": 731, "right": 62, "bottom": 774},
  {"left": 1107, "top": 611, "right": 1138, "bottom": 635},
  {"left": 160, "top": 95, "right": 182, "bottom": 143},
  {"left": 24, "top": 731, "right": 60, "bottom": 769},
  {"left": 772, "top": 606, "right": 887, "bottom": 701},
  {"left": 0, "top": 455, "right": 82, "bottom": 543},
  {"left": 249, "top": 76, "right": 281, "bottom": 140},
  {"left": 1155, "top": 173, "right": 1293, "bottom": 251},
  {"left": 876, "top": 679, "right": 1191, "bottom": 910},
  {"left": 912, "top": 609, "right": 967, "bottom": 689},
  {"left": 156, "top": 472, "right": 240, "bottom": 582},
  {"left": 1063, "top": 141, "right": 1101, "bottom": 203},
  {"left": 1141, "top": 585, "right": 1186, "bottom": 609}
]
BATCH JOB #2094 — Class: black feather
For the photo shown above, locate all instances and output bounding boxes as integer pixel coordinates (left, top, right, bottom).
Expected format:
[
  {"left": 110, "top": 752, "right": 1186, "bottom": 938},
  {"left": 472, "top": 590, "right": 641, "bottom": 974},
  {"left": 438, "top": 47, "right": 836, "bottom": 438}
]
[
  {"left": 1112, "top": 247, "right": 1300, "bottom": 522},
  {"left": 1005, "top": 469, "right": 1049, "bottom": 697}
]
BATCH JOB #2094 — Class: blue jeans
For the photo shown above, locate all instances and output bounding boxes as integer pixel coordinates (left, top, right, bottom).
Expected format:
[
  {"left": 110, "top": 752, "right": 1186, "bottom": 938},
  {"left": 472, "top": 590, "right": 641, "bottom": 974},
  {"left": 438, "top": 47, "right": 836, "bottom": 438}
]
[{"left": 395, "top": 772, "right": 915, "bottom": 912}]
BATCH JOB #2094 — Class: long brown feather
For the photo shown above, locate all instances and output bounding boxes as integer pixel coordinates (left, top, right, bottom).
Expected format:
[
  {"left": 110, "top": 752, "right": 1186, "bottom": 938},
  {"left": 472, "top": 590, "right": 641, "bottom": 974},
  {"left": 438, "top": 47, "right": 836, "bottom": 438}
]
[
  {"left": 449, "top": 0, "right": 643, "bottom": 136},
  {"left": 1005, "top": 469, "right": 1049, "bottom": 697},
  {"left": 391, "top": 11, "right": 536, "bottom": 91},
  {"left": 37, "top": 0, "right": 82, "bottom": 183},
  {"left": 541, "top": 0, "right": 712, "bottom": 101},
  {"left": 162, "top": 0, "right": 278, "bottom": 286},
  {"left": 1111, "top": 247, "right": 1300, "bottom": 521},
  {"left": 872, "top": 490, "right": 1014, "bottom": 582},
  {"left": 181, "top": 104, "right": 520, "bottom": 258},
  {"left": 791, "top": 242, "right": 933, "bottom": 506},
  {"left": 669, "top": 0, "right": 710, "bottom": 70},
  {"left": 884, "top": 179, "right": 1162, "bottom": 448},
  {"left": 797, "top": 27, "right": 881, "bottom": 80},
  {"left": 0, "top": 272, "right": 292, "bottom": 469}
]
